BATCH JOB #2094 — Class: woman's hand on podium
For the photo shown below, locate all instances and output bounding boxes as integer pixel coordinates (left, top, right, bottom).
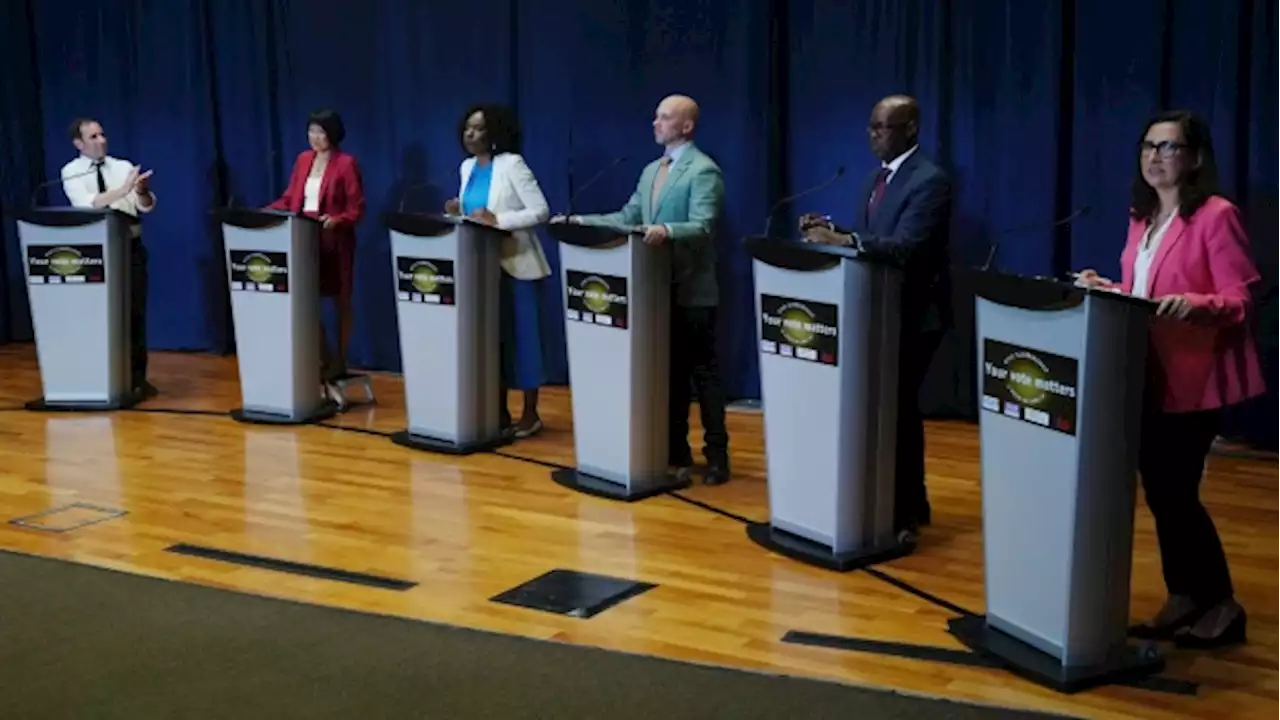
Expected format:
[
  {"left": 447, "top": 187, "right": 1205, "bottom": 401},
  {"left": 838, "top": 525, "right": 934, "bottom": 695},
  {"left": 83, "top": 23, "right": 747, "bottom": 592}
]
[
  {"left": 1154, "top": 294, "right": 1195, "bottom": 321},
  {"left": 469, "top": 208, "right": 498, "bottom": 226},
  {"left": 1073, "top": 269, "right": 1114, "bottom": 288},
  {"left": 443, "top": 197, "right": 461, "bottom": 215}
]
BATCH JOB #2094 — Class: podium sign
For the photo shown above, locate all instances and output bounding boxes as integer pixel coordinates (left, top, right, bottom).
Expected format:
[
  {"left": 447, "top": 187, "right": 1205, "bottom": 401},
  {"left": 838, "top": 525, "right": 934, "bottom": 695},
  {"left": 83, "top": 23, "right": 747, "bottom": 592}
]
[{"left": 17, "top": 208, "right": 138, "bottom": 410}]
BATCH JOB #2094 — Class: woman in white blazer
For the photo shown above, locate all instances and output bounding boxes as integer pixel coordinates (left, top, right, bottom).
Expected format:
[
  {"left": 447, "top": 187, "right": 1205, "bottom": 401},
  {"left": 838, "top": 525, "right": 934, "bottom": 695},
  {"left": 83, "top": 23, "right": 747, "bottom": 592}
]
[{"left": 445, "top": 104, "right": 551, "bottom": 438}]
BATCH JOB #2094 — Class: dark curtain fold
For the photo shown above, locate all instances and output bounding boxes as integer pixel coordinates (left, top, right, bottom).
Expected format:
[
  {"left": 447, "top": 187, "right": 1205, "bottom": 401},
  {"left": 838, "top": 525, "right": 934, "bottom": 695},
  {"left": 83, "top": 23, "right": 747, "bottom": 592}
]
[
  {"left": 0, "top": 0, "right": 1273, "bottom": 445},
  {"left": 0, "top": 0, "right": 43, "bottom": 344}
]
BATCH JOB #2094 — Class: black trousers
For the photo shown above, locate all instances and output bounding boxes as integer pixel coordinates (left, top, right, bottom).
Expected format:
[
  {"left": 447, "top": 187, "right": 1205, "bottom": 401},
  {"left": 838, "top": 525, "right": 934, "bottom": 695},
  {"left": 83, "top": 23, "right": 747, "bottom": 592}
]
[
  {"left": 669, "top": 301, "right": 728, "bottom": 467},
  {"left": 894, "top": 328, "right": 943, "bottom": 530},
  {"left": 129, "top": 238, "right": 149, "bottom": 389},
  {"left": 1139, "top": 405, "right": 1233, "bottom": 606}
]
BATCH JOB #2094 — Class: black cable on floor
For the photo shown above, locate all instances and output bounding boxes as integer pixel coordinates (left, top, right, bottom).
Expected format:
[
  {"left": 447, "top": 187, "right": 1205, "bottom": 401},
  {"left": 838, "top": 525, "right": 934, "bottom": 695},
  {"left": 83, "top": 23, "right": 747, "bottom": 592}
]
[
  {"left": 317, "top": 422, "right": 391, "bottom": 438},
  {"left": 127, "top": 407, "right": 228, "bottom": 417},
  {"left": 665, "top": 491, "right": 757, "bottom": 525}
]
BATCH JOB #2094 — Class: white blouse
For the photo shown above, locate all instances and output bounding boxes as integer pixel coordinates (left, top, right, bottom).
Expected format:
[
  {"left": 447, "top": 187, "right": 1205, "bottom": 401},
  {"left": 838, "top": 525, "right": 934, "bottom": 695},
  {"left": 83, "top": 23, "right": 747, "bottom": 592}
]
[
  {"left": 302, "top": 177, "right": 322, "bottom": 213},
  {"left": 1132, "top": 210, "right": 1177, "bottom": 298}
]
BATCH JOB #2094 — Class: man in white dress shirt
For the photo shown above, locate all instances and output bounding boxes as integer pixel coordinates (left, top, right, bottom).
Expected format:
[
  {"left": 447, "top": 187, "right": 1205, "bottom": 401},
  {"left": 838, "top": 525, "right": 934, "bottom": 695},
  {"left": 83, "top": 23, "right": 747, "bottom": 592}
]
[{"left": 61, "top": 118, "right": 157, "bottom": 398}]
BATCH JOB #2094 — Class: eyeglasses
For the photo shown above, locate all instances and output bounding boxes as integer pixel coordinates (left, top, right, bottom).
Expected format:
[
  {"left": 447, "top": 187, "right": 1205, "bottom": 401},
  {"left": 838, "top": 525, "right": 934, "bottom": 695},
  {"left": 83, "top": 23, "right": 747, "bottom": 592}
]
[{"left": 1139, "top": 140, "right": 1186, "bottom": 158}]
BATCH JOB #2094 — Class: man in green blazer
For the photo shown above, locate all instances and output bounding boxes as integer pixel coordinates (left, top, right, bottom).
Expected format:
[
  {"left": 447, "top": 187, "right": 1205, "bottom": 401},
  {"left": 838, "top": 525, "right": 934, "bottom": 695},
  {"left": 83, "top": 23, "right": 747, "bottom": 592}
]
[{"left": 556, "top": 94, "right": 730, "bottom": 484}]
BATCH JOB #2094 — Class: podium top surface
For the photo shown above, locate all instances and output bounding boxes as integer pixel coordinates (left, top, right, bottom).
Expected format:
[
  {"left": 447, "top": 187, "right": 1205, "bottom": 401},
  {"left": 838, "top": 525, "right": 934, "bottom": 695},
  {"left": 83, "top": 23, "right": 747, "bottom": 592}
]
[
  {"left": 743, "top": 235, "right": 900, "bottom": 272},
  {"left": 211, "top": 207, "right": 318, "bottom": 229},
  {"left": 17, "top": 207, "right": 132, "bottom": 227},
  {"left": 545, "top": 222, "right": 641, "bottom": 248},
  {"left": 382, "top": 212, "right": 512, "bottom": 239},
  {"left": 969, "top": 268, "right": 1156, "bottom": 313}
]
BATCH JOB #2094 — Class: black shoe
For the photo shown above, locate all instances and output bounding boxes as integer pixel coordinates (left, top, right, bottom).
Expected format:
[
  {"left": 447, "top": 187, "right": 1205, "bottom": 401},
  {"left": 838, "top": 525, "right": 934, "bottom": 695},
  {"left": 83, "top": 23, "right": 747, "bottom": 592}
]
[
  {"left": 704, "top": 462, "right": 730, "bottom": 486},
  {"left": 1174, "top": 608, "right": 1247, "bottom": 650},
  {"left": 1128, "top": 606, "right": 1208, "bottom": 641},
  {"left": 133, "top": 381, "right": 158, "bottom": 400}
]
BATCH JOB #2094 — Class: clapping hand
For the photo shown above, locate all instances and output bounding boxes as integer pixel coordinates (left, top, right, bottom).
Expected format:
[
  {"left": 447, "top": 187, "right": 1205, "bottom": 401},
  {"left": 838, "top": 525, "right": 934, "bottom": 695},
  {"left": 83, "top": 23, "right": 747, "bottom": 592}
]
[{"left": 132, "top": 168, "right": 154, "bottom": 193}]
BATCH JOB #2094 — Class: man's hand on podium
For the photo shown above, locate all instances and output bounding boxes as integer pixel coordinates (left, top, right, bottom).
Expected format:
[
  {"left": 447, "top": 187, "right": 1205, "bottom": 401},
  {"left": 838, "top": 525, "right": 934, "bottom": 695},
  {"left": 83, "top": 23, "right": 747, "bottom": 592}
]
[
  {"left": 641, "top": 224, "right": 669, "bottom": 245},
  {"left": 319, "top": 214, "right": 336, "bottom": 229},
  {"left": 798, "top": 212, "right": 832, "bottom": 232},
  {"left": 802, "top": 225, "right": 851, "bottom": 246},
  {"left": 443, "top": 197, "right": 461, "bottom": 215},
  {"left": 549, "top": 214, "right": 577, "bottom": 224}
]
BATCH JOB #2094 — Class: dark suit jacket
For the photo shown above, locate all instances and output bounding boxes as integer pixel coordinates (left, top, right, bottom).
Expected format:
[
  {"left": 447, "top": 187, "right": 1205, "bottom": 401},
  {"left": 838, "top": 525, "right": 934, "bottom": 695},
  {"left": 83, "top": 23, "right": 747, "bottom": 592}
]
[
  {"left": 845, "top": 150, "right": 952, "bottom": 335},
  {"left": 267, "top": 149, "right": 366, "bottom": 247}
]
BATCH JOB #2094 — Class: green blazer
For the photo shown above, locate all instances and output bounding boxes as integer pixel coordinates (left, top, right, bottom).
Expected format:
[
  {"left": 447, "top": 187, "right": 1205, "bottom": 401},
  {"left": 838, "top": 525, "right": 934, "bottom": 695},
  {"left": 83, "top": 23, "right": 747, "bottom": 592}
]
[{"left": 576, "top": 143, "right": 724, "bottom": 307}]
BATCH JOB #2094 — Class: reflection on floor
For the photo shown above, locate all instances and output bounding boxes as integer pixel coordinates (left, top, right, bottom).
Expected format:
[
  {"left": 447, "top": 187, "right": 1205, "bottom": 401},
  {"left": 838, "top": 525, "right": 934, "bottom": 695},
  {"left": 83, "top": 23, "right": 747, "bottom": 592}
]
[{"left": 0, "top": 345, "right": 1275, "bottom": 720}]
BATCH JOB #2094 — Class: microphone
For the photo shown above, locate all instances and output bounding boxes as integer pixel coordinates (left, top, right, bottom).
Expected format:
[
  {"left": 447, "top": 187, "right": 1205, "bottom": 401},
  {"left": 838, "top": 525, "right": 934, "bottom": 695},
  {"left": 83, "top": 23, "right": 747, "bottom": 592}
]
[
  {"left": 763, "top": 167, "right": 846, "bottom": 238},
  {"left": 981, "top": 204, "right": 1091, "bottom": 271},
  {"left": 566, "top": 156, "right": 627, "bottom": 216},
  {"left": 398, "top": 182, "right": 434, "bottom": 213},
  {"left": 30, "top": 167, "right": 97, "bottom": 207}
]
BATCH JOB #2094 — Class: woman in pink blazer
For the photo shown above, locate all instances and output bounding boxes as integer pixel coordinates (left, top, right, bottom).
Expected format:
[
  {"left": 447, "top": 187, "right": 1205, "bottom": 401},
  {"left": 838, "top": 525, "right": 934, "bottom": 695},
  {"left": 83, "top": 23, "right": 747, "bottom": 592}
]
[{"left": 1078, "top": 111, "right": 1265, "bottom": 649}]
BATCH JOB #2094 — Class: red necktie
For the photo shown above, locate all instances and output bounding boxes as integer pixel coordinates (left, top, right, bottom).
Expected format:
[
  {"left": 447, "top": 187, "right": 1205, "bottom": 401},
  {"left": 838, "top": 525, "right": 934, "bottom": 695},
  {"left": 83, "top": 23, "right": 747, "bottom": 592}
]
[{"left": 867, "top": 167, "right": 890, "bottom": 220}]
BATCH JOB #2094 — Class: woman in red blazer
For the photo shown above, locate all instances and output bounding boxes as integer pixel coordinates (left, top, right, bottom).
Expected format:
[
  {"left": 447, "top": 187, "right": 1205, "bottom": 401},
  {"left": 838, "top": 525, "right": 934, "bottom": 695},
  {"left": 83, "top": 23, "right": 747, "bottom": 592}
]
[
  {"left": 266, "top": 109, "right": 366, "bottom": 404},
  {"left": 1078, "top": 110, "right": 1265, "bottom": 649}
]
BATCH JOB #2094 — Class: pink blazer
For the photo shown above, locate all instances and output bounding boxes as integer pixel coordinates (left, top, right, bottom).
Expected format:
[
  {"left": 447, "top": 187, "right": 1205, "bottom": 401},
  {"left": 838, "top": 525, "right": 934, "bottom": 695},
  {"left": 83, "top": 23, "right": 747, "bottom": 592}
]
[{"left": 1115, "top": 196, "right": 1266, "bottom": 413}]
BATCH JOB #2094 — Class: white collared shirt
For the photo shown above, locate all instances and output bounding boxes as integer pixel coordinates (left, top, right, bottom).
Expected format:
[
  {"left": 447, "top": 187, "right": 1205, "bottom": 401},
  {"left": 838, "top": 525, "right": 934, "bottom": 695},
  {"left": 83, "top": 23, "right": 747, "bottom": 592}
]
[
  {"left": 664, "top": 141, "right": 690, "bottom": 165},
  {"left": 60, "top": 154, "right": 156, "bottom": 220},
  {"left": 881, "top": 145, "right": 919, "bottom": 184},
  {"left": 1132, "top": 210, "right": 1177, "bottom": 299}
]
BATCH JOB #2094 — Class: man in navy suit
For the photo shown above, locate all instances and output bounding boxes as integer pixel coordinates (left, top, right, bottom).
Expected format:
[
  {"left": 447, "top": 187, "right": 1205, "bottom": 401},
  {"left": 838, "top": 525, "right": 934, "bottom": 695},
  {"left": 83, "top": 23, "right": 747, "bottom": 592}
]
[{"left": 799, "top": 94, "right": 952, "bottom": 543}]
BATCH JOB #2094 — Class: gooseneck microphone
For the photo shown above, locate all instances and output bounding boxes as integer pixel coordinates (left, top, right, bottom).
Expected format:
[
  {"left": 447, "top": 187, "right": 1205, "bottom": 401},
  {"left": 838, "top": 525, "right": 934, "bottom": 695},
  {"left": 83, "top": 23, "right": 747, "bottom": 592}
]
[
  {"left": 981, "top": 204, "right": 1092, "bottom": 271},
  {"left": 565, "top": 156, "right": 627, "bottom": 216},
  {"left": 762, "top": 166, "right": 846, "bottom": 238},
  {"left": 29, "top": 167, "right": 97, "bottom": 207}
]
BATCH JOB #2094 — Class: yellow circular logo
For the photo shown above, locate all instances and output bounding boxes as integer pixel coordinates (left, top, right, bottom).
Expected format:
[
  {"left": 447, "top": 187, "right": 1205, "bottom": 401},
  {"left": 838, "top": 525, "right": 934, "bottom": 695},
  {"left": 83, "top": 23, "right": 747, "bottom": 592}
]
[
  {"left": 47, "top": 247, "right": 84, "bottom": 277},
  {"left": 778, "top": 303, "right": 817, "bottom": 347},
  {"left": 1004, "top": 354, "right": 1049, "bottom": 406},
  {"left": 411, "top": 261, "right": 440, "bottom": 294},
  {"left": 581, "top": 277, "right": 611, "bottom": 314},
  {"left": 244, "top": 253, "right": 273, "bottom": 284}
]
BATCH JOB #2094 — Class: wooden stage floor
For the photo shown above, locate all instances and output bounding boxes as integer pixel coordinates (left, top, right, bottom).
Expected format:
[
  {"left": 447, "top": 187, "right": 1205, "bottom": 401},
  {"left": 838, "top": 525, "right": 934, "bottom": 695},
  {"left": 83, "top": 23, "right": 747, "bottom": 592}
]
[{"left": 0, "top": 345, "right": 1275, "bottom": 719}]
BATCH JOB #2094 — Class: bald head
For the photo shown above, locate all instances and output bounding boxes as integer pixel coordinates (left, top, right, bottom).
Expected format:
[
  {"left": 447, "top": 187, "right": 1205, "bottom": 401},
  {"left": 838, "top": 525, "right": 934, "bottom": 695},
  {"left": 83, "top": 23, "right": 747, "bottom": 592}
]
[
  {"left": 868, "top": 94, "right": 920, "bottom": 162},
  {"left": 654, "top": 94, "right": 700, "bottom": 148}
]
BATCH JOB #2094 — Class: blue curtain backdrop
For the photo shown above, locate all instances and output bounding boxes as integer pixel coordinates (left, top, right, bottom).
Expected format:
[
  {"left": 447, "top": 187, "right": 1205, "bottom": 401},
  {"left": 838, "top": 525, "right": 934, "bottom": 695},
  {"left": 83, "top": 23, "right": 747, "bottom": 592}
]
[{"left": 0, "top": 0, "right": 1274, "bottom": 445}]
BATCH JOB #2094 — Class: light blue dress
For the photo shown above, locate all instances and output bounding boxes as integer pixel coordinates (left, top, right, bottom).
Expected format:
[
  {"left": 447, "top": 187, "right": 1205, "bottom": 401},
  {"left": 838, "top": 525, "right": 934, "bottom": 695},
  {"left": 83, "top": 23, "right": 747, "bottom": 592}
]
[{"left": 461, "top": 161, "right": 544, "bottom": 392}]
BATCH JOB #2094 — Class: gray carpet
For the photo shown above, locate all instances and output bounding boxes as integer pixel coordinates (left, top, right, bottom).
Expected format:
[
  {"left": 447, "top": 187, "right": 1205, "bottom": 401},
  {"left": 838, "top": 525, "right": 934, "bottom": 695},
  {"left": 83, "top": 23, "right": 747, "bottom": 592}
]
[{"left": 0, "top": 550, "right": 1068, "bottom": 719}]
